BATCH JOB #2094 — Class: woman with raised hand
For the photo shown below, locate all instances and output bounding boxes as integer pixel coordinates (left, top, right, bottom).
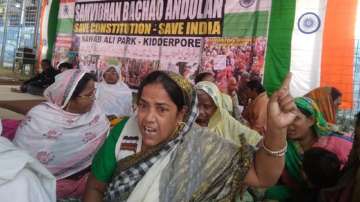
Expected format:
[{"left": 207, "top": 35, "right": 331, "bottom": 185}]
[{"left": 84, "top": 71, "right": 296, "bottom": 202}]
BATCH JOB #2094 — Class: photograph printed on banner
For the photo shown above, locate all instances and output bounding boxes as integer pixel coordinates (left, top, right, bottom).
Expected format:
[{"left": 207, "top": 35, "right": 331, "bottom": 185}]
[
  {"left": 53, "top": 47, "right": 70, "bottom": 69},
  {"left": 78, "top": 54, "right": 99, "bottom": 76},
  {"left": 121, "top": 58, "right": 160, "bottom": 89},
  {"left": 159, "top": 37, "right": 202, "bottom": 83},
  {"left": 201, "top": 37, "right": 267, "bottom": 92},
  {"left": 161, "top": 60, "right": 200, "bottom": 84}
]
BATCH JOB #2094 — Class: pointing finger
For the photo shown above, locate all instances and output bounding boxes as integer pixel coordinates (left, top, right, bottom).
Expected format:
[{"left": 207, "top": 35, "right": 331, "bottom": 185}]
[{"left": 280, "top": 73, "right": 292, "bottom": 92}]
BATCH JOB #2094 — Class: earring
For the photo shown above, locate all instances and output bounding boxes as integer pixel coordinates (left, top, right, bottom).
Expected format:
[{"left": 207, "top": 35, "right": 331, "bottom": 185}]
[
  {"left": 172, "top": 121, "right": 186, "bottom": 136},
  {"left": 176, "top": 121, "right": 186, "bottom": 132}
]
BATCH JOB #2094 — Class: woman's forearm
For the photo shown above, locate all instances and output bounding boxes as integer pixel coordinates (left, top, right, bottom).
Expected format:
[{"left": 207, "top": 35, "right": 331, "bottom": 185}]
[
  {"left": 244, "top": 73, "right": 294, "bottom": 187},
  {"left": 256, "top": 127, "right": 286, "bottom": 185},
  {"left": 244, "top": 128, "right": 287, "bottom": 187}
]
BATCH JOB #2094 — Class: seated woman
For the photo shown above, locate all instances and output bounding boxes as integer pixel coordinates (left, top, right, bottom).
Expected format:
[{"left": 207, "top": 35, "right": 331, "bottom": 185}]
[
  {"left": 194, "top": 71, "right": 234, "bottom": 115},
  {"left": 96, "top": 66, "right": 133, "bottom": 120},
  {"left": 13, "top": 69, "right": 110, "bottom": 199},
  {"left": 265, "top": 97, "right": 352, "bottom": 202},
  {"left": 0, "top": 136, "right": 56, "bottom": 202},
  {"left": 84, "top": 70, "right": 296, "bottom": 202},
  {"left": 195, "top": 81, "right": 262, "bottom": 146}
]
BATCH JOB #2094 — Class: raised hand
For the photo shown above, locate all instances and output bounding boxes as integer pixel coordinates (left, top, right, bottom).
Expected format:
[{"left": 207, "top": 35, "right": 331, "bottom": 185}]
[{"left": 267, "top": 73, "right": 297, "bottom": 130}]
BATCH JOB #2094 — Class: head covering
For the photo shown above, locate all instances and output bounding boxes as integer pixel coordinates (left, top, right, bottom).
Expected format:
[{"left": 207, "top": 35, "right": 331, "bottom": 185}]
[
  {"left": 105, "top": 71, "right": 198, "bottom": 201},
  {"left": 166, "top": 71, "right": 198, "bottom": 123},
  {"left": 305, "top": 87, "right": 338, "bottom": 124},
  {"left": 102, "top": 66, "right": 120, "bottom": 79},
  {"left": 195, "top": 81, "right": 233, "bottom": 114},
  {"left": 195, "top": 81, "right": 261, "bottom": 146},
  {"left": 44, "top": 69, "right": 86, "bottom": 109},
  {"left": 295, "top": 97, "right": 330, "bottom": 136},
  {"left": 195, "top": 81, "right": 231, "bottom": 111},
  {"left": 277, "top": 97, "right": 350, "bottom": 198}
]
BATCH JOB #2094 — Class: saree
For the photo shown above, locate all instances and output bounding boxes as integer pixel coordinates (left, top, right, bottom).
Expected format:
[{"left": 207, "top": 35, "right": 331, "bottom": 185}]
[
  {"left": 305, "top": 87, "right": 338, "bottom": 124},
  {"left": 195, "top": 81, "right": 262, "bottom": 146},
  {"left": 0, "top": 137, "right": 56, "bottom": 202},
  {"left": 13, "top": 70, "right": 110, "bottom": 198},
  {"left": 93, "top": 71, "right": 255, "bottom": 202},
  {"left": 96, "top": 66, "right": 133, "bottom": 117},
  {"left": 266, "top": 97, "right": 352, "bottom": 201}
]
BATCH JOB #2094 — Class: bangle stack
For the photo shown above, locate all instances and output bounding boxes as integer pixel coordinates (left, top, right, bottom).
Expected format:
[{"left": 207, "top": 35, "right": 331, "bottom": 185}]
[{"left": 261, "top": 140, "right": 287, "bottom": 157}]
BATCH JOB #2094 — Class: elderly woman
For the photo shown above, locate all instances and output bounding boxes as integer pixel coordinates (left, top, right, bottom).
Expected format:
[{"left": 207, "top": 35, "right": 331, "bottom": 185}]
[
  {"left": 265, "top": 97, "right": 352, "bottom": 202},
  {"left": 84, "top": 71, "right": 296, "bottom": 202},
  {"left": 13, "top": 69, "right": 110, "bottom": 199},
  {"left": 96, "top": 66, "right": 133, "bottom": 119},
  {"left": 195, "top": 81, "right": 262, "bottom": 146}
]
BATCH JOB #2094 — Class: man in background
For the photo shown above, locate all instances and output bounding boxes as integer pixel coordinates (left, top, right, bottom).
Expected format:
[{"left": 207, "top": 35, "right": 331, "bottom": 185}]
[{"left": 12, "top": 59, "right": 59, "bottom": 96}]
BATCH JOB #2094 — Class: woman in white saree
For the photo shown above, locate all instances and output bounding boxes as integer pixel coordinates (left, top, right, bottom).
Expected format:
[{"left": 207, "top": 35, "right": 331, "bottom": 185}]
[
  {"left": 96, "top": 66, "right": 133, "bottom": 119},
  {"left": 84, "top": 71, "right": 296, "bottom": 202},
  {"left": 13, "top": 69, "right": 110, "bottom": 199}
]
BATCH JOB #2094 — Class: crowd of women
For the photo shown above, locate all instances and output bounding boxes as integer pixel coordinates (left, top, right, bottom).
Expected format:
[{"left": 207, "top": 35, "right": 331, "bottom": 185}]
[{"left": 0, "top": 64, "right": 359, "bottom": 202}]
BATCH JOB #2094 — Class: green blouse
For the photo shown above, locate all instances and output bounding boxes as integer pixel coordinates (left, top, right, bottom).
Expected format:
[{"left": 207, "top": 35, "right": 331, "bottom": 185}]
[{"left": 91, "top": 117, "right": 129, "bottom": 182}]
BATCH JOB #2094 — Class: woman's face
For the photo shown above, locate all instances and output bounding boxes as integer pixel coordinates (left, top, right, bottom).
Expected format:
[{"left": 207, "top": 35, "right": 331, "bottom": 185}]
[
  {"left": 287, "top": 109, "right": 315, "bottom": 140},
  {"left": 103, "top": 67, "right": 119, "bottom": 84},
  {"left": 196, "top": 90, "right": 217, "bottom": 127},
  {"left": 137, "top": 83, "right": 186, "bottom": 150},
  {"left": 67, "top": 80, "right": 96, "bottom": 114}
]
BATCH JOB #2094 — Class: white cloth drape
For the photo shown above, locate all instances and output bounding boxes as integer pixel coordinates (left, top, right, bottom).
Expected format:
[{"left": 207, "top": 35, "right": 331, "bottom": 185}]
[{"left": 0, "top": 137, "right": 56, "bottom": 202}]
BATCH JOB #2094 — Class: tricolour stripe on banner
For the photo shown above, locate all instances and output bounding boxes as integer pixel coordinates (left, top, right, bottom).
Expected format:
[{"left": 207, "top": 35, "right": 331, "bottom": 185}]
[
  {"left": 263, "top": 0, "right": 296, "bottom": 95},
  {"left": 46, "top": 0, "right": 59, "bottom": 60},
  {"left": 288, "top": 0, "right": 327, "bottom": 97},
  {"left": 57, "top": 19, "right": 74, "bottom": 34},
  {"left": 57, "top": 1, "right": 75, "bottom": 34},
  {"left": 58, "top": 1, "right": 75, "bottom": 19},
  {"left": 225, "top": 0, "right": 271, "bottom": 14},
  {"left": 223, "top": 11, "right": 269, "bottom": 37},
  {"left": 320, "top": 0, "right": 357, "bottom": 109}
]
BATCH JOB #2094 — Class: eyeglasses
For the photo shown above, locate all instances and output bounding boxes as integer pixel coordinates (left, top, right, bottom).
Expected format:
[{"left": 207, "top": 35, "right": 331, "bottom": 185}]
[{"left": 78, "top": 93, "right": 95, "bottom": 99}]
